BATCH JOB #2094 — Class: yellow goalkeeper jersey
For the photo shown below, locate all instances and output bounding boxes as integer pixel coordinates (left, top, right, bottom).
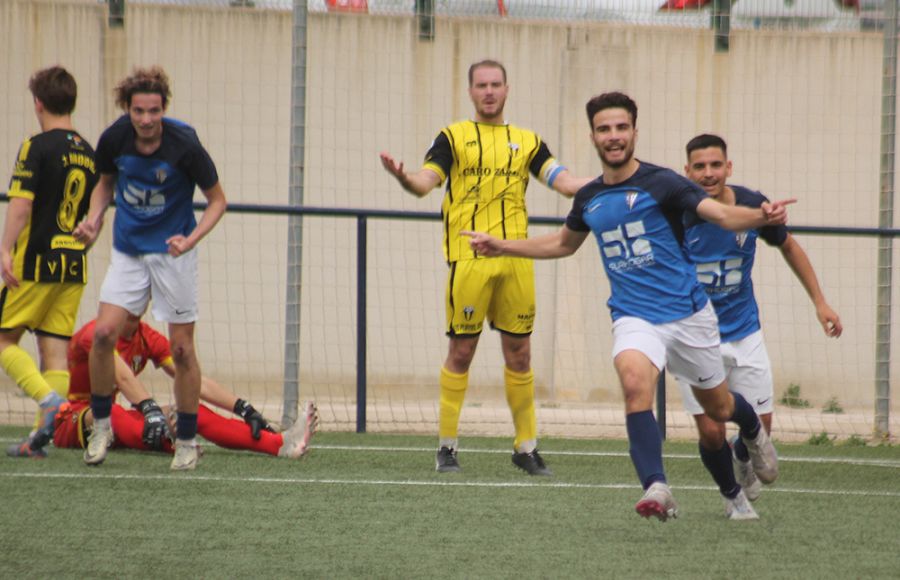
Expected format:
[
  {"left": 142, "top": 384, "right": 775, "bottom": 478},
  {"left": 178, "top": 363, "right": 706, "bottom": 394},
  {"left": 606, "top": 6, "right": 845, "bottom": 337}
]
[{"left": 422, "top": 120, "right": 563, "bottom": 262}]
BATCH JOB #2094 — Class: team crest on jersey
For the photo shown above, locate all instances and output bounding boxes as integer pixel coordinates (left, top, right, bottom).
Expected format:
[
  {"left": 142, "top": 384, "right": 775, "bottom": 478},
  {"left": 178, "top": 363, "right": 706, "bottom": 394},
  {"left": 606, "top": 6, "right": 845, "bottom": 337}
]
[
  {"left": 131, "top": 356, "right": 143, "bottom": 373},
  {"left": 463, "top": 306, "right": 475, "bottom": 321},
  {"left": 508, "top": 142, "right": 520, "bottom": 155},
  {"left": 155, "top": 168, "right": 167, "bottom": 183},
  {"left": 735, "top": 231, "right": 749, "bottom": 248},
  {"left": 625, "top": 191, "right": 639, "bottom": 210}
]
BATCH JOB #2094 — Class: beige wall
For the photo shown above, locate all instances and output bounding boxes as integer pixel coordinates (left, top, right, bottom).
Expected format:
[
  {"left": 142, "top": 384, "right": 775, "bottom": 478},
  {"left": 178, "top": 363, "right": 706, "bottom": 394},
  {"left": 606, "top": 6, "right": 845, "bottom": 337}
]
[{"left": 0, "top": 2, "right": 896, "bottom": 429}]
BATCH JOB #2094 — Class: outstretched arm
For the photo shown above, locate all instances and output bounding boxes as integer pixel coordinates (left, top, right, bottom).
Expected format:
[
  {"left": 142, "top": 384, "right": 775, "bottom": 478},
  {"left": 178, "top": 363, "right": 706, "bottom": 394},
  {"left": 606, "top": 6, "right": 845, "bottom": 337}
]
[
  {"left": 697, "top": 197, "right": 796, "bottom": 232},
  {"left": 463, "top": 226, "right": 589, "bottom": 259},
  {"left": 550, "top": 171, "right": 592, "bottom": 198},
  {"left": 779, "top": 233, "right": 842, "bottom": 337},
  {"left": 196, "top": 375, "right": 273, "bottom": 439},
  {"left": 379, "top": 152, "right": 441, "bottom": 197}
]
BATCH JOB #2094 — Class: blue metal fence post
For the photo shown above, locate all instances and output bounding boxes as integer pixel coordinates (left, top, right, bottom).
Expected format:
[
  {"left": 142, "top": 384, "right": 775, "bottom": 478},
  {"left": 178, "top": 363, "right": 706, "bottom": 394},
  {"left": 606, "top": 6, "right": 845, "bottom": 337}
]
[{"left": 356, "top": 216, "right": 367, "bottom": 433}]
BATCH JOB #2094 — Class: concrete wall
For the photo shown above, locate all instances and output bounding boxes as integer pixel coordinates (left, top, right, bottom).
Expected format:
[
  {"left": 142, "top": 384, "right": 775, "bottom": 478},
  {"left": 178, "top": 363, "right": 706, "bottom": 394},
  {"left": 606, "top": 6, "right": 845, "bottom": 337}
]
[{"left": 1, "top": 1, "right": 896, "bottom": 429}]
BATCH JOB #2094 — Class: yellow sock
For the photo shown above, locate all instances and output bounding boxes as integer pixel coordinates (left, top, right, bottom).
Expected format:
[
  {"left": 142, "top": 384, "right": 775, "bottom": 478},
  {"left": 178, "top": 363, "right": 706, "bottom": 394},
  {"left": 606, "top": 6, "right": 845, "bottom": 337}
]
[
  {"left": 505, "top": 367, "right": 537, "bottom": 453},
  {"left": 31, "top": 370, "right": 70, "bottom": 430},
  {"left": 0, "top": 345, "right": 53, "bottom": 403},
  {"left": 438, "top": 367, "right": 468, "bottom": 447}
]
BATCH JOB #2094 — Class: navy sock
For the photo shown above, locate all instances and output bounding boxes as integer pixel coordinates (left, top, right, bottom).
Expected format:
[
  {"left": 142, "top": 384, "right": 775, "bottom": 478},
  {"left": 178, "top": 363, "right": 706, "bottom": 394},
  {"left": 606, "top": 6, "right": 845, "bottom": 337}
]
[
  {"left": 733, "top": 437, "right": 750, "bottom": 462},
  {"left": 729, "top": 393, "right": 761, "bottom": 440},
  {"left": 90, "top": 394, "right": 113, "bottom": 420},
  {"left": 699, "top": 441, "right": 739, "bottom": 498},
  {"left": 626, "top": 410, "right": 666, "bottom": 489},
  {"left": 176, "top": 412, "right": 198, "bottom": 441}
]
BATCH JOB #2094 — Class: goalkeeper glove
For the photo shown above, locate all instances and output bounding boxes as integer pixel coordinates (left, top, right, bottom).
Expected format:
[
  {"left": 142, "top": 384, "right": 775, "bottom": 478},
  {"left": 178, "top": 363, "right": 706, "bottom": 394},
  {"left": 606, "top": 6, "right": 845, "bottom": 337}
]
[
  {"left": 137, "top": 398, "right": 172, "bottom": 451},
  {"left": 234, "top": 398, "right": 273, "bottom": 440}
]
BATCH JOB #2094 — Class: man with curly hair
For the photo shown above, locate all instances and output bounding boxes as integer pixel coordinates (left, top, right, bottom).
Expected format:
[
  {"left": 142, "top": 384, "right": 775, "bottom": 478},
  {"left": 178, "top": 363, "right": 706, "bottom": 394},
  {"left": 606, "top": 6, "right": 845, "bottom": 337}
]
[{"left": 74, "top": 66, "right": 227, "bottom": 471}]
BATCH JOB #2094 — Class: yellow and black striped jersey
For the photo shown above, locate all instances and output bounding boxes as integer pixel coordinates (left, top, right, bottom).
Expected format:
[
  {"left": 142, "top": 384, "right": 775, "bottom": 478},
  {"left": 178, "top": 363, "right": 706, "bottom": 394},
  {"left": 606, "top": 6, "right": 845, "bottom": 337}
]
[
  {"left": 423, "top": 120, "right": 564, "bottom": 262},
  {"left": 7, "top": 129, "right": 98, "bottom": 283}
]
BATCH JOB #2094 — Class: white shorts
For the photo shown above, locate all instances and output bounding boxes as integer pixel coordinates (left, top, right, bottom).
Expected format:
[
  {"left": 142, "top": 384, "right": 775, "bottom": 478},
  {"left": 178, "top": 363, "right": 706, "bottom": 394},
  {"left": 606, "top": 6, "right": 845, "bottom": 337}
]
[
  {"left": 677, "top": 329, "right": 774, "bottom": 416},
  {"left": 612, "top": 301, "right": 725, "bottom": 390},
  {"left": 99, "top": 248, "right": 199, "bottom": 324}
]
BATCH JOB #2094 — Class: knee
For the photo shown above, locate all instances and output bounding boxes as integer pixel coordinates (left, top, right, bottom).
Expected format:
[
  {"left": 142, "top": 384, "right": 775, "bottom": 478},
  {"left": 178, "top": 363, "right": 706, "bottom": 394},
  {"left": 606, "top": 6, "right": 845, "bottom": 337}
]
[
  {"left": 447, "top": 340, "right": 477, "bottom": 372},
  {"left": 91, "top": 324, "right": 120, "bottom": 351},
  {"left": 703, "top": 402, "right": 732, "bottom": 423},
  {"left": 505, "top": 347, "right": 530, "bottom": 373},
  {"left": 620, "top": 375, "right": 653, "bottom": 410},
  {"left": 169, "top": 340, "right": 197, "bottom": 367},
  {"left": 622, "top": 385, "right": 650, "bottom": 409},
  {"left": 696, "top": 417, "right": 726, "bottom": 449}
]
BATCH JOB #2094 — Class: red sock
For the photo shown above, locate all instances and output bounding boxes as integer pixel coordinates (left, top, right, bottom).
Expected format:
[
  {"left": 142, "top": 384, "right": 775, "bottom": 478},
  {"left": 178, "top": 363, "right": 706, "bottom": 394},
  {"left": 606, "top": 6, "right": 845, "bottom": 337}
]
[{"left": 197, "top": 405, "right": 281, "bottom": 456}]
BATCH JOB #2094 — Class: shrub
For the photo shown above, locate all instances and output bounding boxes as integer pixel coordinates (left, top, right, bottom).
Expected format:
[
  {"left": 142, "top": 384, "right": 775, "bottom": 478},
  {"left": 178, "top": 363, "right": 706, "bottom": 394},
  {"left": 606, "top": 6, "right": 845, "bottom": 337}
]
[{"left": 779, "top": 383, "right": 811, "bottom": 408}]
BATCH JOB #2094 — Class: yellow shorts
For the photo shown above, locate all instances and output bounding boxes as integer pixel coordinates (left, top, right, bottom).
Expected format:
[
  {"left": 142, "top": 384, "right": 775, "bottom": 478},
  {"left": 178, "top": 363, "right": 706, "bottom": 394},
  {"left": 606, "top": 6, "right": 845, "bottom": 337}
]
[
  {"left": 0, "top": 280, "right": 85, "bottom": 338},
  {"left": 445, "top": 257, "right": 535, "bottom": 337}
]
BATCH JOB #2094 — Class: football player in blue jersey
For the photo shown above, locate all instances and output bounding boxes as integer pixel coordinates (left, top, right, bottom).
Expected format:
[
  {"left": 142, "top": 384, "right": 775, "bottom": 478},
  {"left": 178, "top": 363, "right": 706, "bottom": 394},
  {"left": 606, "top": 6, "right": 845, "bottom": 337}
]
[
  {"left": 465, "top": 92, "right": 792, "bottom": 521},
  {"left": 674, "top": 133, "right": 842, "bottom": 517},
  {"left": 73, "top": 66, "right": 227, "bottom": 471}
]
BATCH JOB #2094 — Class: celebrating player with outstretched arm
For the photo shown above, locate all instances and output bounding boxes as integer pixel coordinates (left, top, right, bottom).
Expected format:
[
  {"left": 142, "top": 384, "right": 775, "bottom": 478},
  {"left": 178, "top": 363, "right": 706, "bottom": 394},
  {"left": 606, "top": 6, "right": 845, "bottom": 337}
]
[
  {"left": 465, "top": 91, "right": 792, "bottom": 522},
  {"left": 73, "top": 66, "right": 227, "bottom": 471},
  {"left": 673, "top": 133, "right": 841, "bottom": 518}
]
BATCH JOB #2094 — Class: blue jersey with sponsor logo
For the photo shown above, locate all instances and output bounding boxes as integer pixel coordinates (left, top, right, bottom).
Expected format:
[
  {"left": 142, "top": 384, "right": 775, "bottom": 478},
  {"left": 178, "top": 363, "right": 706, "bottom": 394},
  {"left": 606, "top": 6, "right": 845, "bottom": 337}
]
[
  {"left": 95, "top": 116, "right": 218, "bottom": 255},
  {"left": 566, "top": 161, "right": 710, "bottom": 324},
  {"left": 683, "top": 185, "right": 787, "bottom": 342}
]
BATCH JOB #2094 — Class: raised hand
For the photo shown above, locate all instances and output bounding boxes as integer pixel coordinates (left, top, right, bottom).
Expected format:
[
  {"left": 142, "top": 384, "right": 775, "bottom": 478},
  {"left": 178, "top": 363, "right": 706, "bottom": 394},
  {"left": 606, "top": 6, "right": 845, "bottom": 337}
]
[
  {"left": 761, "top": 198, "right": 797, "bottom": 226},
  {"left": 380, "top": 152, "right": 410, "bottom": 186}
]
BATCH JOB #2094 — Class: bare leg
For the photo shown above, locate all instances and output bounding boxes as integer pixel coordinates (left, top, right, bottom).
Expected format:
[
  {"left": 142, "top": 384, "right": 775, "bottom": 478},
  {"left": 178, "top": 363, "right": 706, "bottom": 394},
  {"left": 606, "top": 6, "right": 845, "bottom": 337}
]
[{"left": 168, "top": 322, "right": 201, "bottom": 414}]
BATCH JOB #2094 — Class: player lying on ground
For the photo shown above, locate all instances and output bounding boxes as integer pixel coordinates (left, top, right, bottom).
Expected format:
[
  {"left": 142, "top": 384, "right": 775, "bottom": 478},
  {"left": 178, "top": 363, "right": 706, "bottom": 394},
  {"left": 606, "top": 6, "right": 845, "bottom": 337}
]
[{"left": 7, "top": 312, "right": 318, "bottom": 460}]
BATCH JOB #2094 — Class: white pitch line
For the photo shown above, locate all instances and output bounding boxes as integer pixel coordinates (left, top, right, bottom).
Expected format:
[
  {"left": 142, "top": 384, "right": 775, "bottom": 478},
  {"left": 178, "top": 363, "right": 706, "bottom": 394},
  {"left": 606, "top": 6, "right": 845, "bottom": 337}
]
[
  {"left": 1, "top": 437, "right": 897, "bottom": 467},
  {"left": 315, "top": 444, "right": 900, "bottom": 468},
  {"left": 1, "top": 471, "right": 898, "bottom": 497}
]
